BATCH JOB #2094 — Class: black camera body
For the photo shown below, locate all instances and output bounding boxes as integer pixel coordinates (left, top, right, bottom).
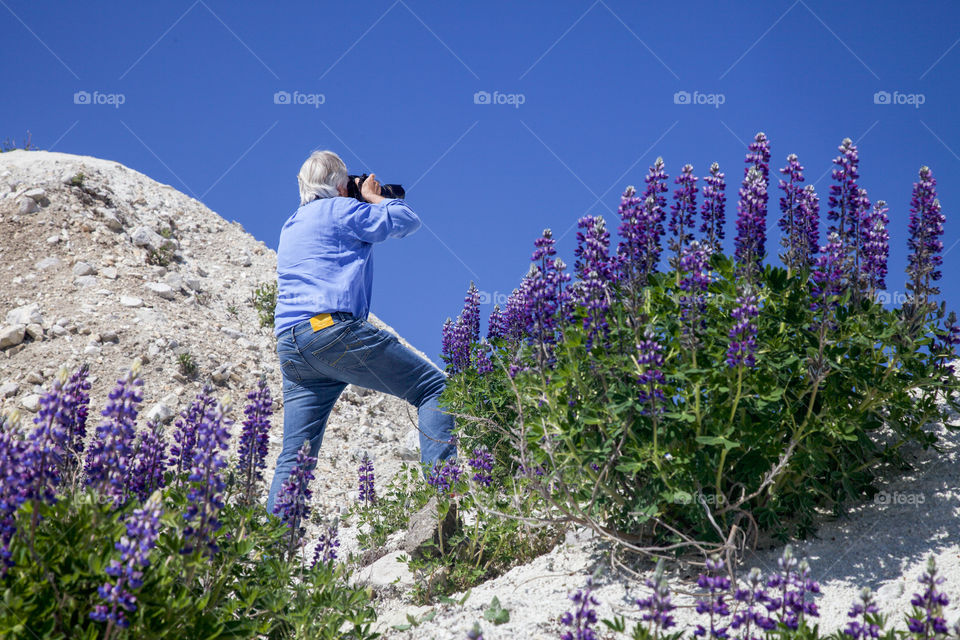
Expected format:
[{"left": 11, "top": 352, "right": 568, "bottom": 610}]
[{"left": 346, "top": 174, "right": 405, "bottom": 203}]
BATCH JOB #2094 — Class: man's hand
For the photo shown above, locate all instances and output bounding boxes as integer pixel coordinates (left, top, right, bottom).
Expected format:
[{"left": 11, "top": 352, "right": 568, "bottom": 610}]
[{"left": 360, "top": 173, "right": 386, "bottom": 204}]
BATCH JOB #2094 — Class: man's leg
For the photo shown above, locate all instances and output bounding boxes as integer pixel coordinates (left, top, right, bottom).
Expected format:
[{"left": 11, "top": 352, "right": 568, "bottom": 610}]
[
  {"left": 299, "top": 317, "right": 457, "bottom": 466},
  {"left": 266, "top": 368, "right": 347, "bottom": 515}
]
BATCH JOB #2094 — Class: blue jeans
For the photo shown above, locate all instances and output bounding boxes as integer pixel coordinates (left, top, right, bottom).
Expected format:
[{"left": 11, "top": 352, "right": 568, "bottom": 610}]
[{"left": 266, "top": 312, "right": 457, "bottom": 515}]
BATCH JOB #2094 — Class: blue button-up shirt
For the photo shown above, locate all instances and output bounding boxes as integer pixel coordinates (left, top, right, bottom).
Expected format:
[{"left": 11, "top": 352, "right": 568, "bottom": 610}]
[{"left": 274, "top": 196, "right": 421, "bottom": 337}]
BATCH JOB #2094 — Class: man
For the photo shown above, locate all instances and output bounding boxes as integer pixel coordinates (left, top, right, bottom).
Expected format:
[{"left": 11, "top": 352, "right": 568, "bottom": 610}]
[{"left": 266, "top": 150, "right": 456, "bottom": 515}]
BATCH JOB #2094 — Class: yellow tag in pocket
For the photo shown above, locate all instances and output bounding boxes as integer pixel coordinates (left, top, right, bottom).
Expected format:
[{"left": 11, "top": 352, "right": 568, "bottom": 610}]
[{"left": 310, "top": 313, "right": 335, "bottom": 332}]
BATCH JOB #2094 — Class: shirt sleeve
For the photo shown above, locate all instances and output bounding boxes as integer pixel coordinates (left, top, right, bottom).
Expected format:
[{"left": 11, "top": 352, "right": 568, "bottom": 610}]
[{"left": 341, "top": 198, "right": 422, "bottom": 243}]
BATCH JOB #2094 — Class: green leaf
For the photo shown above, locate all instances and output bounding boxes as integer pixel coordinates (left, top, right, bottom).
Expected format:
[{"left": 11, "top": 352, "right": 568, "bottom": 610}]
[
  {"left": 483, "top": 596, "right": 510, "bottom": 625},
  {"left": 695, "top": 436, "right": 741, "bottom": 451}
]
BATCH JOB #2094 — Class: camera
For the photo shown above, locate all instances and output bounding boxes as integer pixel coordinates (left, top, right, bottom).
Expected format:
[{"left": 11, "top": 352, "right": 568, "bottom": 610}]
[{"left": 346, "top": 174, "right": 405, "bottom": 203}]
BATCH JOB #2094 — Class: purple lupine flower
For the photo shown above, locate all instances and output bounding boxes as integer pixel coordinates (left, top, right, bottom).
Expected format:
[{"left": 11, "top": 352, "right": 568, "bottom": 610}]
[
  {"left": 84, "top": 367, "right": 143, "bottom": 508},
  {"left": 443, "top": 284, "right": 481, "bottom": 375},
  {"left": 827, "top": 138, "right": 863, "bottom": 266},
  {"left": 311, "top": 521, "right": 340, "bottom": 567},
  {"left": 765, "top": 546, "right": 820, "bottom": 631},
  {"left": 427, "top": 458, "right": 463, "bottom": 495},
  {"left": 861, "top": 200, "right": 890, "bottom": 295},
  {"left": 273, "top": 441, "right": 316, "bottom": 560},
  {"left": 843, "top": 587, "right": 881, "bottom": 640},
  {"left": 467, "top": 445, "right": 494, "bottom": 487},
  {"left": 642, "top": 157, "right": 671, "bottom": 270},
  {"left": 800, "top": 185, "right": 821, "bottom": 268},
  {"left": 745, "top": 132, "right": 771, "bottom": 183},
  {"left": 700, "top": 162, "right": 727, "bottom": 254},
  {"left": 778, "top": 154, "right": 810, "bottom": 274},
  {"left": 358, "top": 453, "right": 375, "bottom": 504},
  {"left": 906, "top": 166, "right": 945, "bottom": 316},
  {"left": 668, "top": 164, "right": 699, "bottom": 262},
  {"left": 169, "top": 385, "right": 215, "bottom": 480},
  {"left": 475, "top": 338, "right": 494, "bottom": 376},
  {"left": 560, "top": 576, "right": 600, "bottom": 640},
  {"left": 525, "top": 229, "right": 571, "bottom": 369},
  {"left": 637, "top": 560, "right": 677, "bottom": 637},
  {"left": 24, "top": 372, "right": 71, "bottom": 506},
  {"left": 504, "top": 276, "right": 534, "bottom": 344},
  {"left": 573, "top": 215, "right": 615, "bottom": 351},
  {"left": 618, "top": 158, "right": 669, "bottom": 286},
  {"left": 60, "top": 364, "right": 91, "bottom": 480},
  {"left": 810, "top": 232, "right": 847, "bottom": 317},
  {"left": 907, "top": 556, "right": 950, "bottom": 638},
  {"left": 726, "top": 292, "right": 759, "bottom": 368},
  {"left": 731, "top": 567, "right": 776, "bottom": 640},
  {"left": 238, "top": 378, "right": 272, "bottom": 501},
  {"left": 636, "top": 329, "right": 666, "bottom": 413},
  {"left": 694, "top": 555, "right": 731, "bottom": 639},
  {"left": 182, "top": 398, "right": 232, "bottom": 556},
  {"left": 615, "top": 184, "right": 645, "bottom": 285},
  {"left": 467, "top": 623, "right": 484, "bottom": 640},
  {"left": 678, "top": 241, "right": 711, "bottom": 349},
  {"left": 90, "top": 492, "right": 163, "bottom": 630},
  {"left": 734, "top": 167, "right": 768, "bottom": 277},
  {"left": 487, "top": 304, "right": 506, "bottom": 341},
  {"left": 0, "top": 414, "right": 29, "bottom": 576},
  {"left": 126, "top": 420, "right": 168, "bottom": 503},
  {"left": 462, "top": 282, "right": 481, "bottom": 347}
]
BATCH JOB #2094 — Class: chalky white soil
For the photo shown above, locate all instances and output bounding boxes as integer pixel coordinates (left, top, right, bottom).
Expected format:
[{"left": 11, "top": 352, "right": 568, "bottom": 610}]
[{"left": 2, "top": 150, "right": 958, "bottom": 639}]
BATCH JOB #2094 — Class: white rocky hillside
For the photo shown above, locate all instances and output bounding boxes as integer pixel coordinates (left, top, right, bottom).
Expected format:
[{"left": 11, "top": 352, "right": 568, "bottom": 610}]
[{"left": 0, "top": 149, "right": 425, "bottom": 532}]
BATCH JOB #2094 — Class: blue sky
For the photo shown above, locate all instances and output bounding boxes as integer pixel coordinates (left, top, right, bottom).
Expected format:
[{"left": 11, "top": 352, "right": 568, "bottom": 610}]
[{"left": 3, "top": 1, "right": 959, "bottom": 365}]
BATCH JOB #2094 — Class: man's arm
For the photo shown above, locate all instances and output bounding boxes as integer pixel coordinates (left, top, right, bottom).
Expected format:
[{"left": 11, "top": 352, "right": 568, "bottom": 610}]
[
  {"left": 341, "top": 173, "right": 421, "bottom": 242},
  {"left": 342, "top": 197, "right": 422, "bottom": 242}
]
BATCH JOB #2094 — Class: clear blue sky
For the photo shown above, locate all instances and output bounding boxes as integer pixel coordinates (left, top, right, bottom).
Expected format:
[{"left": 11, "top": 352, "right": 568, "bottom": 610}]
[{"left": 3, "top": 1, "right": 959, "bottom": 365}]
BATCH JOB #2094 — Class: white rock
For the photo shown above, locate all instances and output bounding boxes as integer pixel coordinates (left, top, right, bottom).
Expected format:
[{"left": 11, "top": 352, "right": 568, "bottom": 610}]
[
  {"left": 131, "top": 226, "right": 175, "bottom": 252},
  {"left": 237, "top": 337, "right": 258, "bottom": 351},
  {"left": 352, "top": 551, "right": 415, "bottom": 590},
  {"left": 101, "top": 266, "right": 118, "bottom": 280},
  {"left": 20, "top": 394, "right": 41, "bottom": 413},
  {"left": 50, "top": 325, "right": 68, "bottom": 337},
  {"left": 184, "top": 277, "right": 203, "bottom": 292},
  {"left": 72, "top": 261, "right": 96, "bottom": 276},
  {"left": 73, "top": 275, "right": 97, "bottom": 288},
  {"left": 221, "top": 327, "right": 243, "bottom": 339},
  {"left": 36, "top": 256, "right": 62, "bottom": 270},
  {"left": 145, "top": 402, "right": 175, "bottom": 423},
  {"left": 0, "top": 382, "right": 19, "bottom": 398},
  {"left": 23, "top": 188, "right": 47, "bottom": 202},
  {"left": 145, "top": 282, "right": 176, "bottom": 300},
  {"left": 83, "top": 345, "right": 101, "bottom": 356},
  {"left": 24, "top": 324, "right": 43, "bottom": 340},
  {"left": 164, "top": 271, "right": 185, "bottom": 291},
  {"left": 399, "top": 429, "right": 420, "bottom": 461},
  {"left": 46, "top": 235, "right": 60, "bottom": 244},
  {"left": 6, "top": 303, "right": 42, "bottom": 326},
  {"left": 18, "top": 198, "right": 39, "bottom": 214},
  {"left": 120, "top": 296, "right": 143, "bottom": 308}
]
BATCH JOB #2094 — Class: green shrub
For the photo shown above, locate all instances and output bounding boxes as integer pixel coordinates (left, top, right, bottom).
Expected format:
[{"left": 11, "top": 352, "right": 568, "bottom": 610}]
[{"left": 251, "top": 282, "right": 278, "bottom": 329}]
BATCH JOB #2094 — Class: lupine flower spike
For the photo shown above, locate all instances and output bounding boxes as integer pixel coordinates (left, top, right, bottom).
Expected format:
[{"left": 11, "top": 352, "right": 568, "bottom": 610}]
[
  {"left": 182, "top": 397, "right": 232, "bottom": 556},
  {"left": 694, "top": 555, "right": 731, "bottom": 639},
  {"left": 273, "top": 441, "right": 317, "bottom": 561},
  {"left": 238, "top": 377, "right": 272, "bottom": 502},
  {"left": 561, "top": 576, "right": 601, "bottom": 640},
  {"left": 358, "top": 453, "right": 375, "bottom": 504},
  {"left": 90, "top": 492, "right": 163, "bottom": 634}
]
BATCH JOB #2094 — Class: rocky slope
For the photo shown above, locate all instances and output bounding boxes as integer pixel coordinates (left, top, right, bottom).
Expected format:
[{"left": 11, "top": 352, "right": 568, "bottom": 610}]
[
  {"left": 2, "top": 150, "right": 959, "bottom": 639},
  {"left": 0, "top": 148, "right": 422, "bottom": 556}
]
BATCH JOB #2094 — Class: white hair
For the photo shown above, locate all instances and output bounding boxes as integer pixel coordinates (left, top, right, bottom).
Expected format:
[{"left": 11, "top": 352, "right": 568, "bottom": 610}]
[{"left": 297, "top": 150, "right": 348, "bottom": 205}]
